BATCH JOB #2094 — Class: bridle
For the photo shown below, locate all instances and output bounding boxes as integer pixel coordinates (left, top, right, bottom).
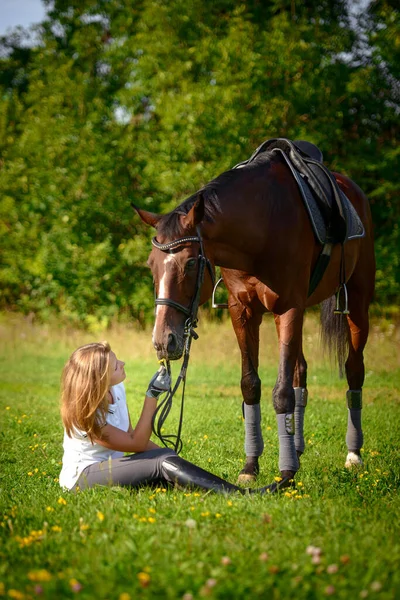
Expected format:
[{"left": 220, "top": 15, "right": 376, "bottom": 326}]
[
  {"left": 151, "top": 226, "right": 215, "bottom": 327},
  {"left": 150, "top": 226, "right": 215, "bottom": 452}
]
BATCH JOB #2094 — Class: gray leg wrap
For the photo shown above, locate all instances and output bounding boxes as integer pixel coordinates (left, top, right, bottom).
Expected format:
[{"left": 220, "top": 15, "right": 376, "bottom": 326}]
[
  {"left": 346, "top": 390, "right": 363, "bottom": 451},
  {"left": 294, "top": 387, "right": 308, "bottom": 454},
  {"left": 243, "top": 402, "right": 264, "bottom": 457},
  {"left": 277, "top": 413, "right": 299, "bottom": 472}
]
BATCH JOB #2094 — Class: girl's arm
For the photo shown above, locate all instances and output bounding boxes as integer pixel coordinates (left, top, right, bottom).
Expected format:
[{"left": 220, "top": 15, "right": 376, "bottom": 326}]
[
  {"left": 127, "top": 409, "right": 160, "bottom": 450},
  {"left": 95, "top": 395, "right": 159, "bottom": 453}
]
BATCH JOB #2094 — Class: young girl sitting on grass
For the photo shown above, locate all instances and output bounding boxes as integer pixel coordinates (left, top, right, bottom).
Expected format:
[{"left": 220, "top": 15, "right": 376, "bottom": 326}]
[{"left": 59, "top": 341, "right": 265, "bottom": 494}]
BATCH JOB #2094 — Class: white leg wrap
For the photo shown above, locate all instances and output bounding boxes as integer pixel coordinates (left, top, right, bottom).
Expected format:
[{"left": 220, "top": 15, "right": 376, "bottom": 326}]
[
  {"left": 277, "top": 413, "right": 299, "bottom": 472},
  {"left": 345, "top": 390, "right": 363, "bottom": 468},
  {"left": 243, "top": 403, "right": 264, "bottom": 457}
]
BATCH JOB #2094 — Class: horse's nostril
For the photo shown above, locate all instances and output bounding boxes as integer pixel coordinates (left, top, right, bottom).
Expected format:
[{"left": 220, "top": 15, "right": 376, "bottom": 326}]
[{"left": 167, "top": 333, "right": 177, "bottom": 353}]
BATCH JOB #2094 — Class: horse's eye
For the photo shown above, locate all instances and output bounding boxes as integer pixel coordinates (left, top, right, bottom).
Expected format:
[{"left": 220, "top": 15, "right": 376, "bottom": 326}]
[{"left": 185, "top": 258, "right": 197, "bottom": 271}]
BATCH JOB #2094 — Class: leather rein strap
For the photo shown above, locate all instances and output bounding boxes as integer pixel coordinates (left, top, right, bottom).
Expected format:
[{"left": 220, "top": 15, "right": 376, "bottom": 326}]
[{"left": 150, "top": 227, "right": 214, "bottom": 452}]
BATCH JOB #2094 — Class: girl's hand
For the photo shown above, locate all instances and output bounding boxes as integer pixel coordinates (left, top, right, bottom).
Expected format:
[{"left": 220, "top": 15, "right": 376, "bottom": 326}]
[{"left": 146, "top": 365, "right": 171, "bottom": 398}]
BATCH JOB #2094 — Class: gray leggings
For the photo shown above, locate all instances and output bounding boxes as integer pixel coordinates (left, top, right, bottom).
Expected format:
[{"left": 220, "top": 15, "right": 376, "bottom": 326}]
[{"left": 72, "top": 447, "right": 177, "bottom": 491}]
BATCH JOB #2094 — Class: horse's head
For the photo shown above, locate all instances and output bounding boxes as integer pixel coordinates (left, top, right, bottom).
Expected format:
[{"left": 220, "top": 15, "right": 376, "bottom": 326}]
[{"left": 134, "top": 195, "right": 215, "bottom": 360}]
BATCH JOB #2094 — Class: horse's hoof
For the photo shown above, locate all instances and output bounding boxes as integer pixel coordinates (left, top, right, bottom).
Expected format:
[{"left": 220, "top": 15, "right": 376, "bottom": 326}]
[
  {"left": 237, "top": 458, "right": 259, "bottom": 484},
  {"left": 345, "top": 452, "right": 363, "bottom": 469},
  {"left": 237, "top": 472, "right": 257, "bottom": 484}
]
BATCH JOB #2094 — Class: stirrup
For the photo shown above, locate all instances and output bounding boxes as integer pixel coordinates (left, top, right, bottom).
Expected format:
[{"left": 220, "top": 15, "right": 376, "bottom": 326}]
[
  {"left": 334, "top": 283, "right": 350, "bottom": 315},
  {"left": 212, "top": 277, "right": 229, "bottom": 309}
]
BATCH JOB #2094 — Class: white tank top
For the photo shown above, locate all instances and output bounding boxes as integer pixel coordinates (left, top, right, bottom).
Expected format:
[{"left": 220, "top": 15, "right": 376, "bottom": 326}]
[{"left": 59, "top": 382, "right": 129, "bottom": 490}]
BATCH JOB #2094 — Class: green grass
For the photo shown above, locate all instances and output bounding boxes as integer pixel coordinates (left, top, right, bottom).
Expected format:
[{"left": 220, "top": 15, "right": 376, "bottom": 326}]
[{"left": 1, "top": 313, "right": 399, "bottom": 600}]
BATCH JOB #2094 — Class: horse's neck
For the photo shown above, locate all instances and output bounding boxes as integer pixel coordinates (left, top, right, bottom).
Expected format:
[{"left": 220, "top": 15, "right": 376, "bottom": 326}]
[{"left": 201, "top": 218, "right": 259, "bottom": 273}]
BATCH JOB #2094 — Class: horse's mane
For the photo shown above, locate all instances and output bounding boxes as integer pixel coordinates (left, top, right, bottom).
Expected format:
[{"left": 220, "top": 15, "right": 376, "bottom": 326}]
[{"left": 157, "top": 152, "right": 274, "bottom": 238}]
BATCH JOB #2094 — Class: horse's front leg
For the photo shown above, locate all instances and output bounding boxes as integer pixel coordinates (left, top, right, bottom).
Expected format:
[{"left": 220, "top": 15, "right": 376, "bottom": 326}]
[
  {"left": 226, "top": 285, "right": 265, "bottom": 483},
  {"left": 272, "top": 308, "right": 305, "bottom": 484}
]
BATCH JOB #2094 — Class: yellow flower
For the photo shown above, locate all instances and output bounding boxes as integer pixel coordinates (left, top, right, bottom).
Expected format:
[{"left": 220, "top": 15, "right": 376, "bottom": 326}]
[
  {"left": 46, "top": 507, "right": 54, "bottom": 512},
  {"left": 137, "top": 572, "right": 151, "bottom": 588},
  {"left": 203, "top": 435, "right": 208, "bottom": 439},
  {"left": 274, "top": 477, "right": 282, "bottom": 482},
  {"left": 201, "top": 512, "right": 210, "bottom": 517},
  {"left": 5, "top": 406, "right": 10, "bottom": 410},
  {"left": 227, "top": 500, "right": 233, "bottom": 507},
  {"left": 51, "top": 526, "right": 62, "bottom": 532},
  {"left": 297, "top": 482, "right": 303, "bottom": 487},
  {"left": 148, "top": 508, "right": 156, "bottom": 514},
  {"left": 27, "top": 472, "right": 33, "bottom": 477},
  {"left": 147, "top": 517, "right": 156, "bottom": 523},
  {"left": 193, "top": 493, "right": 200, "bottom": 497},
  {"left": 28, "top": 569, "right": 52, "bottom": 582},
  {"left": 96, "top": 511, "right": 104, "bottom": 522},
  {"left": 57, "top": 497, "right": 67, "bottom": 505},
  {"left": 7, "top": 590, "right": 24, "bottom": 599},
  {"left": 119, "top": 594, "right": 131, "bottom": 600},
  {"left": 215, "top": 513, "right": 222, "bottom": 518}
]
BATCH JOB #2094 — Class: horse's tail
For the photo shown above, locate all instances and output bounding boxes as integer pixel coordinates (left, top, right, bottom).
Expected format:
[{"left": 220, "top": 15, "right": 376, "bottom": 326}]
[{"left": 320, "top": 296, "right": 349, "bottom": 378}]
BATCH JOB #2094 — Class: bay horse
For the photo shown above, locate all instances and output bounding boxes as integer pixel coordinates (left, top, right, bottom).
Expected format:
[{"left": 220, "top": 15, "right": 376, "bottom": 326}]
[{"left": 134, "top": 141, "right": 375, "bottom": 490}]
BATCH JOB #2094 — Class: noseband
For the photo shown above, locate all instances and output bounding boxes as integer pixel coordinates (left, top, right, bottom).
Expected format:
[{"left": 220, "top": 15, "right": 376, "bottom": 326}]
[{"left": 151, "top": 227, "right": 215, "bottom": 334}]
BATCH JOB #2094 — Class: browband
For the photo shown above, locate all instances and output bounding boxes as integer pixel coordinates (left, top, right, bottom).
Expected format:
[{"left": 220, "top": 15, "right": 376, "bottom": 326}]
[{"left": 151, "top": 236, "right": 200, "bottom": 251}]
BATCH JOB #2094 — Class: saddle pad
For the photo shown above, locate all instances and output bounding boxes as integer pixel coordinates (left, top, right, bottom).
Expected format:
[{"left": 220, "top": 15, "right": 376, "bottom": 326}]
[
  {"left": 279, "top": 151, "right": 365, "bottom": 245},
  {"left": 234, "top": 138, "right": 365, "bottom": 245}
]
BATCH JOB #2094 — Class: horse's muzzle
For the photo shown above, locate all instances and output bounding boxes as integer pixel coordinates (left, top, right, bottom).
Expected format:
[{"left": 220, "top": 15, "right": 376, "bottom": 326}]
[{"left": 154, "top": 332, "right": 184, "bottom": 361}]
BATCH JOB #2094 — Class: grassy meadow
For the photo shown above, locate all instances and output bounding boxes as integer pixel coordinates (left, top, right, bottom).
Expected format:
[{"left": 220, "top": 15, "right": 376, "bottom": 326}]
[{"left": 0, "top": 311, "right": 399, "bottom": 600}]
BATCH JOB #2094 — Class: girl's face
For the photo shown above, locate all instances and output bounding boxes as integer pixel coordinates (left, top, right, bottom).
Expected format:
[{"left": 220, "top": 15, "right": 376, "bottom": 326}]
[{"left": 108, "top": 351, "right": 126, "bottom": 387}]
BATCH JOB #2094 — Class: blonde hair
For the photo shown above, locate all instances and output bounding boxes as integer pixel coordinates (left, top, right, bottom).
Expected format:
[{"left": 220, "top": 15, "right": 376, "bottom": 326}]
[{"left": 61, "top": 341, "right": 112, "bottom": 443}]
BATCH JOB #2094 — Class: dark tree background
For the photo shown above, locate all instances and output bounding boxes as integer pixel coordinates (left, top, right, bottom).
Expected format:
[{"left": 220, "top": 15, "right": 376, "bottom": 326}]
[{"left": 0, "top": 0, "right": 398, "bottom": 327}]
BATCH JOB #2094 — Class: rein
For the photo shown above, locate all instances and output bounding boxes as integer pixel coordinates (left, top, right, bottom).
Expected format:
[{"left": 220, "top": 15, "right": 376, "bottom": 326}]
[{"left": 150, "top": 226, "right": 214, "bottom": 452}]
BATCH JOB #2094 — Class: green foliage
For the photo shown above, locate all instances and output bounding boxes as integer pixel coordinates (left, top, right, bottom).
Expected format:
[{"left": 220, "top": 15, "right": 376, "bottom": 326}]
[{"left": 0, "top": 0, "right": 399, "bottom": 325}]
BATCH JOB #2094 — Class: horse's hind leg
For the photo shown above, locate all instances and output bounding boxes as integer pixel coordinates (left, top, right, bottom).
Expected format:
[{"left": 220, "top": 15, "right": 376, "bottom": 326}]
[
  {"left": 272, "top": 308, "right": 304, "bottom": 481},
  {"left": 294, "top": 346, "right": 308, "bottom": 462},
  {"left": 275, "top": 315, "right": 308, "bottom": 461},
  {"left": 344, "top": 294, "right": 371, "bottom": 468}
]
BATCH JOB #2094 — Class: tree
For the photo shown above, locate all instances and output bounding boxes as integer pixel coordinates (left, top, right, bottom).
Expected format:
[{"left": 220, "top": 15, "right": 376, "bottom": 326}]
[{"left": 0, "top": 0, "right": 398, "bottom": 326}]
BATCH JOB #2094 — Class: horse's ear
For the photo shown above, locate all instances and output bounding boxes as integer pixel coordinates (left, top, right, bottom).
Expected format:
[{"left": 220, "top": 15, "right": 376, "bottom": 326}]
[
  {"left": 180, "top": 194, "right": 204, "bottom": 231},
  {"left": 132, "top": 203, "right": 161, "bottom": 228}
]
